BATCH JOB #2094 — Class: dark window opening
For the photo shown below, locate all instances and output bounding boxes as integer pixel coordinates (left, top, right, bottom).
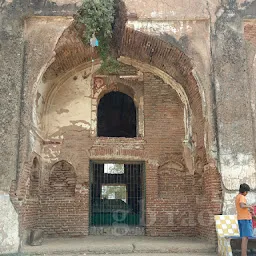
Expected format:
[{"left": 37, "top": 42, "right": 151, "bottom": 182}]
[
  {"left": 90, "top": 162, "right": 144, "bottom": 227},
  {"left": 97, "top": 91, "right": 137, "bottom": 138}
]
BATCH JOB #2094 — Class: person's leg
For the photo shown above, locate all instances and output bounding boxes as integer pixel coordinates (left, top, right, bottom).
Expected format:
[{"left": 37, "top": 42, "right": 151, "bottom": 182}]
[
  {"left": 238, "top": 220, "right": 252, "bottom": 256},
  {"left": 241, "top": 236, "right": 248, "bottom": 256},
  {"left": 248, "top": 220, "right": 253, "bottom": 236}
]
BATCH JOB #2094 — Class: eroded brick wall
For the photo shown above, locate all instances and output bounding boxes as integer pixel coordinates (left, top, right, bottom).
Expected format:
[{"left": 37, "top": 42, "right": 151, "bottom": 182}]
[
  {"left": 39, "top": 190, "right": 88, "bottom": 237},
  {"left": 14, "top": 69, "right": 222, "bottom": 239},
  {"left": 10, "top": 160, "right": 40, "bottom": 239},
  {"left": 36, "top": 161, "right": 86, "bottom": 237},
  {"left": 244, "top": 21, "right": 256, "bottom": 47},
  {"left": 39, "top": 129, "right": 93, "bottom": 236},
  {"left": 196, "top": 165, "right": 222, "bottom": 241},
  {"left": 143, "top": 73, "right": 196, "bottom": 236},
  {"left": 146, "top": 168, "right": 198, "bottom": 237},
  {"left": 49, "top": 161, "right": 76, "bottom": 198},
  {"left": 29, "top": 159, "right": 40, "bottom": 197}
]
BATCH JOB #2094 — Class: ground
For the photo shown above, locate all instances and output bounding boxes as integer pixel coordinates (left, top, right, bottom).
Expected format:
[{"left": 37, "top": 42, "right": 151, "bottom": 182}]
[
  {"left": 29, "top": 253, "right": 250, "bottom": 256},
  {"left": 20, "top": 236, "right": 216, "bottom": 255},
  {"left": 5, "top": 253, "right": 256, "bottom": 256}
]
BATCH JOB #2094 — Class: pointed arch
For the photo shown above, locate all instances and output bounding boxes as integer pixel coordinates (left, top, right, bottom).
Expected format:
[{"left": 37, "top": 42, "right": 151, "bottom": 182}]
[{"left": 50, "top": 160, "right": 76, "bottom": 197}]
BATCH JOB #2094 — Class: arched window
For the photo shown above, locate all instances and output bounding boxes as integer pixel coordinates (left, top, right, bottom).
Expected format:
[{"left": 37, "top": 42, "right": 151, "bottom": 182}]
[
  {"left": 97, "top": 91, "right": 137, "bottom": 138},
  {"left": 29, "top": 157, "right": 39, "bottom": 197}
]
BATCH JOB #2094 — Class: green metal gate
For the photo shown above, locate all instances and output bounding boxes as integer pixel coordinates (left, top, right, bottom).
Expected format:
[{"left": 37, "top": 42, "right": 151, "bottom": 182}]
[{"left": 89, "top": 161, "right": 145, "bottom": 227}]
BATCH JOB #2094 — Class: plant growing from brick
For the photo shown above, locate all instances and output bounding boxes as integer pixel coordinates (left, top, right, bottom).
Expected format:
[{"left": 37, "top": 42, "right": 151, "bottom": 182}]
[{"left": 76, "top": 0, "right": 120, "bottom": 74}]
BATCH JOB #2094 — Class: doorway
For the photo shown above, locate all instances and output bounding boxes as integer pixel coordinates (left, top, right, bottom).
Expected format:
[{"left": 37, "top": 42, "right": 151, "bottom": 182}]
[{"left": 89, "top": 161, "right": 145, "bottom": 234}]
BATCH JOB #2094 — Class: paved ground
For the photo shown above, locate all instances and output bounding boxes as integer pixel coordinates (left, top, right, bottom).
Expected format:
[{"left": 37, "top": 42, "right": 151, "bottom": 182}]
[
  {"left": 21, "top": 236, "right": 217, "bottom": 255},
  {"left": 36, "top": 254, "right": 217, "bottom": 256},
  {"left": 7, "top": 253, "right": 256, "bottom": 256},
  {"left": 8, "top": 236, "right": 256, "bottom": 256},
  {"left": 9, "top": 252, "right": 255, "bottom": 256}
]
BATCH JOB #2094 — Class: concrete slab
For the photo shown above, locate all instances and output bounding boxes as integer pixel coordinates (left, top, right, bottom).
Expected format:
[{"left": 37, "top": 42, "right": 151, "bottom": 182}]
[{"left": 21, "top": 236, "right": 216, "bottom": 255}]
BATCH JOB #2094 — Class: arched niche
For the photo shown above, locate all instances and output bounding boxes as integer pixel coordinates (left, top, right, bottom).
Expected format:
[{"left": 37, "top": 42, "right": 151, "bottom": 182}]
[
  {"left": 49, "top": 161, "right": 76, "bottom": 197},
  {"left": 29, "top": 157, "right": 40, "bottom": 198}
]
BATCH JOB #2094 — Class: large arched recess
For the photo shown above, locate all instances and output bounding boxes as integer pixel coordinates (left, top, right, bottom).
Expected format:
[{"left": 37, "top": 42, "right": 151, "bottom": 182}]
[
  {"left": 31, "top": 22, "right": 222, "bottom": 240},
  {"left": 40, "top": 24, "right": 205, "bottom": 155}
]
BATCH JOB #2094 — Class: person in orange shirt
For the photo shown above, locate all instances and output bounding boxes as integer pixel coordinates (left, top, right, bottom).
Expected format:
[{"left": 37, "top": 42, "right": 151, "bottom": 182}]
[{"left": 235, "top": 183, "right": 254, "bottom": 256}]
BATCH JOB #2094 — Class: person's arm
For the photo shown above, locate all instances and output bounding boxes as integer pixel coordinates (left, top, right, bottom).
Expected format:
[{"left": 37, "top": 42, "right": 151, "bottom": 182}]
[
  {"left": 239, "top": 196, "right": 254, "bottom": 210},
  {"left": 240, "top": 202, "right": 253, "bottom": 209}
]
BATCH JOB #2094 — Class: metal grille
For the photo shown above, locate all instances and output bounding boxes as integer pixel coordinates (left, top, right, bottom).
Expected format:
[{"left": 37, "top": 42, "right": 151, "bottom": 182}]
[{"left": 90, "top": 162, "right": 145, "bottom": 227}]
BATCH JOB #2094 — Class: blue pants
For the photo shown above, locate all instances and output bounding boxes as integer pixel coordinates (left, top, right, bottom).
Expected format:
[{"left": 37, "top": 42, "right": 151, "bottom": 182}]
[{"left": 238, "top": 220, "right": 253, "bottom": 237}]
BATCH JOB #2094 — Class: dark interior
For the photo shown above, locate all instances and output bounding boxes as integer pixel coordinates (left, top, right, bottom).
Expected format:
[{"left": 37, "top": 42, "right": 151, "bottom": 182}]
[{"left": 97, "top": 91, "right": 137, "bottom": 138}]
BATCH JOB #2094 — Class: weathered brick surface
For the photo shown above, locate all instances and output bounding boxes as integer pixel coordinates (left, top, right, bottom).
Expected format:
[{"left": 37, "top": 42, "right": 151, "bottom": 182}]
[
  {"left": 42, "top": 24, "right": 205, "bottom": 152},
  {"left": 38, "top": 192, "right": 88, "bottom": 237},
  {"left": 30, "top": 21, "right": 207, "bottom": 163},
  {"left": 13, "top": 69, "right": 221, "bottom": 239},
  {"left": 10, "top": 173, "right": 40, "bottom": 234},
  {"left": 195, "top": 166, "right": 222, "bottom": 241},
  {"left": 29, "top": 158, "right": 40, "bottom": 198},
  {"left": 244, "top": 21, "right": 256, "bottom": 47},
  {"left": 2, "top": 0, "right": 256, "bottom": 254},
  {"left": 43, "top": 22, "right": 98, "bottom": 82},
  {"left": 49, "top": 161, "right": 76, "bottom": 198},
  {"left": 120, "top": 28, "right": 205, "bottom": 151}
]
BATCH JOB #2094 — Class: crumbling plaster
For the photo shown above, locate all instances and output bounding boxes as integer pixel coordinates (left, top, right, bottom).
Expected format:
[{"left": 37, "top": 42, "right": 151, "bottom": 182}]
[
  {"left": 0, "top": 11, "right": 74, "bottom": 253},
  {"left": 25, "top": 16, "right": 73, "bottom": 132},
  {"left": 22, "top": 0, "right": 256, "bottom": 176},
  {"left": 39, "top": 0, "right": 219, "bottom": 19},
  {"left": 17, "top": 16, "right": 74, "bottom": 198},
  {"left": 0, "top": 193, "right": 19, "bottom": 254},
  {"left": 25, "top": 14, "right": 203, "bottom": 170},
  {"left": 38, "top": 55, "right": 193, "bottom": 166},
  {"left": 213, "top": 3, "right": 256, "bottom": 213},
  {"left": 1, "top": 0, "right": 256, "bottom": 253},
  {"left": 42, "top": 67, "right": 95, "bottom": 137}
]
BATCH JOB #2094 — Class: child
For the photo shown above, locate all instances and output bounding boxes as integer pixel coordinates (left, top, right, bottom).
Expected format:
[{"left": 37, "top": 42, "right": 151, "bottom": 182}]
[{"left": 235, "top": 183, "right": 254, "bottom": 256}]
